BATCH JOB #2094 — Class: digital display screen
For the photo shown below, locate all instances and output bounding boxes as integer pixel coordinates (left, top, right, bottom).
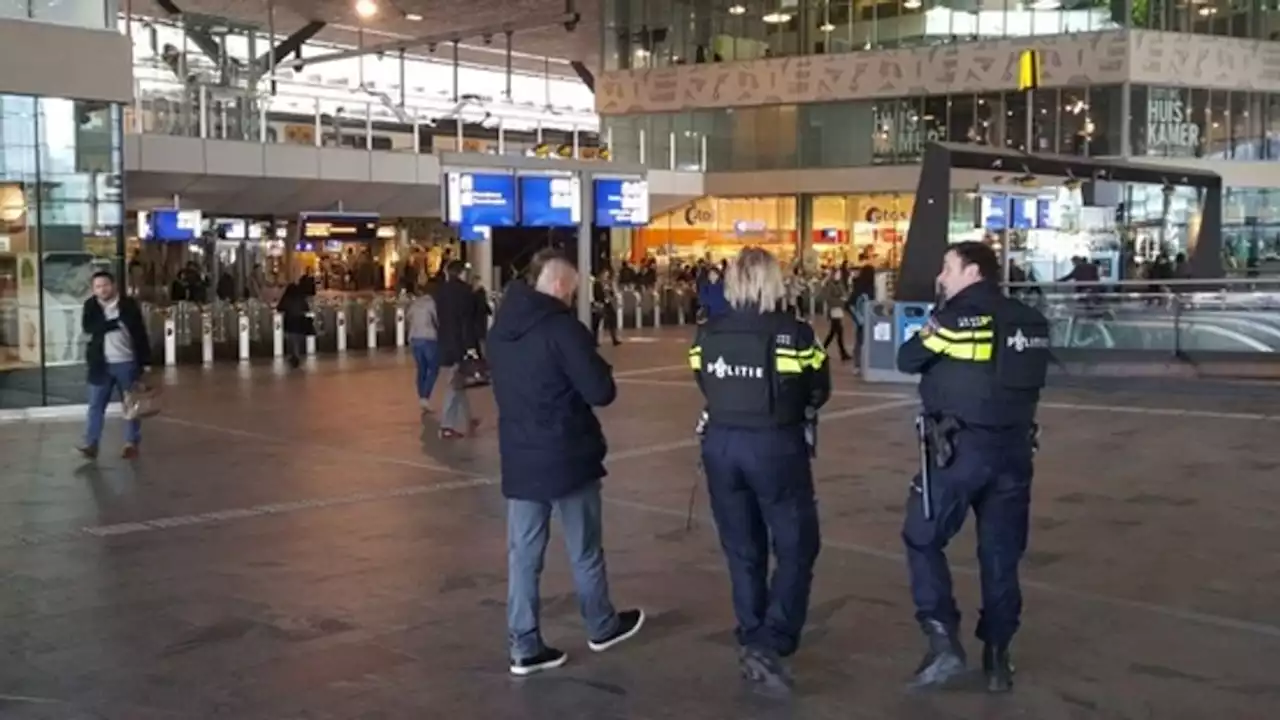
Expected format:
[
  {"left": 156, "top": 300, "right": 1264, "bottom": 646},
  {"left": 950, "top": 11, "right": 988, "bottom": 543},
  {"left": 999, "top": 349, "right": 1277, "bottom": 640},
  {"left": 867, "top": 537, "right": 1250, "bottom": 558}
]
[
  {"left": 457, "top": 225, "right": 491, "bottom": 242},
  {"left": 445, "top": 172, "right": 517, "bottom": 227},
  {"left": 519, "top": 176, "right": 581, "bottom": 227},
  {"left": 594, "top": 178, "right": 649, "bottom": 227},
  {"left": 1035, "top": 199, "right": 1054, "bottom": 229},
  {"left": 1009, "top": 198, "right": 1033, "bottom": 230},
  {"left": 981, "top": 194, "right": 1008, "bottom": 232},
  {"left": 148, "top": 209, "right": 202, "bottom": 242},
  {"left": 298, "top": 212, "right": 379, "bottom": 241}
]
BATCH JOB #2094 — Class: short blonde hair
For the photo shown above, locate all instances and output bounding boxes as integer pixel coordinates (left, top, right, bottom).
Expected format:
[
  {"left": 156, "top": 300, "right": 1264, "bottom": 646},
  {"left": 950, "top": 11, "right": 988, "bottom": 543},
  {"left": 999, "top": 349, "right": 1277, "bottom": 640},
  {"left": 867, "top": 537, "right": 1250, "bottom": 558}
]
[{"left": 724, "top": 247, "right": 785, "bottom": 313}]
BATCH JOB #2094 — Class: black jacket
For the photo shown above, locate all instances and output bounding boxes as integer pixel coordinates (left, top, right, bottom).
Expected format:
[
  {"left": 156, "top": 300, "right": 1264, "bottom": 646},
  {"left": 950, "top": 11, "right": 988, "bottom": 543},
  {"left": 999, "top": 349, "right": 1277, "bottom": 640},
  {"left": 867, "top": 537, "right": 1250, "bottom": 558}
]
[
  {"left": 896, "top": 281, "right": 1047, "bottom": 428},
  {"left": 433, "top": 278, "right": 478, "bottom": 366},
  {"left": 82, "top": 296, "right": 151, "bottom": 384},
  {"left": 488, "top": 280, "right": 617, "bottom": 502}
]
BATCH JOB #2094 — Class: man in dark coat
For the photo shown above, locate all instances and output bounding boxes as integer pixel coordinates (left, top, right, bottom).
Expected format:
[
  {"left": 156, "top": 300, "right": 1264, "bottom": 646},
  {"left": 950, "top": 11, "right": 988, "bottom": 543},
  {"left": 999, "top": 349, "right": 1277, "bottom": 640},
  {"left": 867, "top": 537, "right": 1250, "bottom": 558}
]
[
  {"left": 488, "top": 249, "right": 645, "bottom": 677},
  {"left": 79, "top": 270, "right": 152, "bottom": 460},
  {"left": 432, "top": 260, "right": 479, "bottom": 438}
]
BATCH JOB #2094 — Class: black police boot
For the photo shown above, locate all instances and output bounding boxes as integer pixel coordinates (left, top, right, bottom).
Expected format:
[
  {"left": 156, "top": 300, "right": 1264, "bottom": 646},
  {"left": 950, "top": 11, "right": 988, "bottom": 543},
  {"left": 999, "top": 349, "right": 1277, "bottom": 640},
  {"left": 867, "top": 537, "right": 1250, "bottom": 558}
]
[
  {"left": 738, "top": 646, "right": 794, "bottom": 695},
  {"left": 908, "top": 620, "right": 967, "bottom": 689},
  {"left": 983, "top": 643, "right": 1015, "bottom": 693}
]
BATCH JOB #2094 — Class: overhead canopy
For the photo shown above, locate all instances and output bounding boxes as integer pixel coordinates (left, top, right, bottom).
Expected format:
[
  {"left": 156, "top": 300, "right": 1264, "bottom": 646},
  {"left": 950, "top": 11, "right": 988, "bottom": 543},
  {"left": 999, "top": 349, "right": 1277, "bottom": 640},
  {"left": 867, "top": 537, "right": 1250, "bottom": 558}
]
[{"left": 895, "top": 142, "right": 1224, "bottom": 302}]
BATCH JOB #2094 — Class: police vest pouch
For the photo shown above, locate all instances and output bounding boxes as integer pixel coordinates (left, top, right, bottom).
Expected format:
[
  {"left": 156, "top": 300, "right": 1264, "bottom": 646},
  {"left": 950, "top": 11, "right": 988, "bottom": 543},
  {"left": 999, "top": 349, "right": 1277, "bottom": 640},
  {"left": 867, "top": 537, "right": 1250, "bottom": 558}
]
[
  {"left": 701, "top": 331, "right": 775, "bottom": 418},
  {"left": 996, "top": 318, "right": 1051, "bottom": 390}
]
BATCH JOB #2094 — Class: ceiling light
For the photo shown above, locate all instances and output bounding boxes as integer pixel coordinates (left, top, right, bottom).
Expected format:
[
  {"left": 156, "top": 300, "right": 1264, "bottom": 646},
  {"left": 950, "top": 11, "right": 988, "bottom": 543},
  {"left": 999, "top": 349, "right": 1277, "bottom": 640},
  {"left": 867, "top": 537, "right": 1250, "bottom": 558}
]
[
  {"left": 819, "top": 22, "right": 836, "bottom": 32},
  {"left": 1030, "top": 0, "right": 1061, "bottom": 8},
  {"left": 903, "top": 0, "right": 922, "bottom": 8},
  {"left": 354, "top": 0, "right": 378, "bottom": 19},
  {"left": 404, "top": 12, "right": 423, "bottom": 21},
  {"left": 762, "top": 11, "right": 792, "bottom": 23},
  {"left": 728, "top": 4, "right": 746, "bottom": 14},
  {"left": 1197, "top": 5, "right": 1217, "bottom": 14}
]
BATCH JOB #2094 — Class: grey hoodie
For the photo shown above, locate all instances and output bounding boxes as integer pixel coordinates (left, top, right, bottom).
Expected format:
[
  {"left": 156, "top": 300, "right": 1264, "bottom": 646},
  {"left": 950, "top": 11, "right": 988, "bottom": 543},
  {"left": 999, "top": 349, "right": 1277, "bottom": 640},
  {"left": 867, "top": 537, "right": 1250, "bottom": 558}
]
[{"left": 407, "top": 294, "right": 438, "bottom": 340}]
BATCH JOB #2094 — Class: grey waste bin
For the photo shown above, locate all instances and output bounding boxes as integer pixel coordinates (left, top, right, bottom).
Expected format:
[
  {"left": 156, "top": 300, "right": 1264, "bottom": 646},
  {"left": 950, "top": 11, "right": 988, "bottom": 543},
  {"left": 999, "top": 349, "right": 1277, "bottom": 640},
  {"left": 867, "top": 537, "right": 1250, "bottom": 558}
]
[{"left": 860, "top": 300, "right": 934, "bottom": 383}]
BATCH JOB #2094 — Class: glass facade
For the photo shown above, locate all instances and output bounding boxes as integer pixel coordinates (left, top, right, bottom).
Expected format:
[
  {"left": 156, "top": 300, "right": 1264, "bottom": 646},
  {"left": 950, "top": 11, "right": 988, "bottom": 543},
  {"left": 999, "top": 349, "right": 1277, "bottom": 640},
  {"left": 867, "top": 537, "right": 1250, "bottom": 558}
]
[
  {"left": 606, "top": 85, "right": 1280, "bottom": 170},
  {"left": 605, "top": 86, "right": 1128, "bottom": 170},
  {"left": 602, "top": 0, "right": 1280, "bottom": 69},
  {"left": 0, "top": 0, "right": 117, "bottom": 29},
  {"left": 0, "top": 94, "right": 125, "bottom": 409}
]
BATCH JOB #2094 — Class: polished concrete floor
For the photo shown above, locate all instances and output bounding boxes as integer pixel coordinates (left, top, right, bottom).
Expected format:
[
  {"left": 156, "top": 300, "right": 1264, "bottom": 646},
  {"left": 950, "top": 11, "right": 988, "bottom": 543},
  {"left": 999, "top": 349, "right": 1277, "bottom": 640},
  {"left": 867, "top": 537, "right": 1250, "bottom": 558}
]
[{"left": 3, "top": 327, "right": 1280, "bottom": 719}]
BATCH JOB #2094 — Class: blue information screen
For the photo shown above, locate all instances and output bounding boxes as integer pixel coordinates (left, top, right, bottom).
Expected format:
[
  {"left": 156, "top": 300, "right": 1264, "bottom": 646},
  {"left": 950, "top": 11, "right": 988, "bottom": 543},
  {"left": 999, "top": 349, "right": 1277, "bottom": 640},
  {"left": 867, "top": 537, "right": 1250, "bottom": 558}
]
[
  {"left": 457, "top": 225, "right": 490, "bottom": 242},
  {"left": 1009, "top": 198, "right": 1033, "bottom": 230},
  {"left": 981, "top": 194, "right": 1008, "bottom": 232},
  {"left": 1035, "top": 199, "right": 1053, "bottom": 229},
  {"left": 446, "top": 172, "right": 517, "bottom": 227},
  {"left": 594, "top": 178, "right": 649, "bottom": 227},
  {"left": 519, "top": 176, "right": 581, "bottom": 227},
  {"left": 149, "top": 209, "right": 202, "bottom": 242}
]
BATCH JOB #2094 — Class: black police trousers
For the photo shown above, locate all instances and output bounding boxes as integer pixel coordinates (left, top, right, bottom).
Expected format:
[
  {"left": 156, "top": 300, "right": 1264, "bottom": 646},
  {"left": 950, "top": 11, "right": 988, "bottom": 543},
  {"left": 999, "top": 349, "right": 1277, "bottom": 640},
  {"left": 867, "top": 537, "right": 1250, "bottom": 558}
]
[
  {"left": 902, "top": 426, "right": 1033, "bottom": 647},
  {"left": 701, "top": 424, "right": 821, "bottom": 658}
]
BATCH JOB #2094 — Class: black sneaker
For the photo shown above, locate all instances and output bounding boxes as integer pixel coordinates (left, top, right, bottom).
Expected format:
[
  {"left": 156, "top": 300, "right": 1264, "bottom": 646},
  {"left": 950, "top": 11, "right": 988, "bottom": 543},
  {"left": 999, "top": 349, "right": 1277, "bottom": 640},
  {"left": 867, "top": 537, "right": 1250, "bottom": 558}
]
[
  {"left": 739, "top": 646, "right": 794, "bottom": 694},
  {"left": 509, "top": 647, "right": 568, "bottom": 677},
  {"left": 588, "top": 609, "right": 645, "bottom": 652}
]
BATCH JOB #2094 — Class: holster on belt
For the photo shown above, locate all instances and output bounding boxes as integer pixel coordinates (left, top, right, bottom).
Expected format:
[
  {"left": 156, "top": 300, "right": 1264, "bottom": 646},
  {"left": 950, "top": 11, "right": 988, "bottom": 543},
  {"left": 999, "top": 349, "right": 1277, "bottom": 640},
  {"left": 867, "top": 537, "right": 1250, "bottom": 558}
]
[{"left": 922, "top": 414, "right": 962, "bottom": 469}]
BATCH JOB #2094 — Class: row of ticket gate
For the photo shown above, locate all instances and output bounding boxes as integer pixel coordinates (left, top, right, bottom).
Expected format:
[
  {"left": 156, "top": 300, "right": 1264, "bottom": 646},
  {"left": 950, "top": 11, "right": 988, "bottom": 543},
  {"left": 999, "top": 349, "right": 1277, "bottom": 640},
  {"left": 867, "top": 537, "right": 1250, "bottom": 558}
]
[{"left": 145, "top": 290, "right": 842, "bottom": 367}]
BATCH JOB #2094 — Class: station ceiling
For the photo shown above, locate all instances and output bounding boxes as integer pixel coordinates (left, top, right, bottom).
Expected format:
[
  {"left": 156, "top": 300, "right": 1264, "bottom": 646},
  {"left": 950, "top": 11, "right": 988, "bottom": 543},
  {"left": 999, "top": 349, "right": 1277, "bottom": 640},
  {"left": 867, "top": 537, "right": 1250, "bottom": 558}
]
[{"left": 129, "top": 0, "right": 598, "bottom": 78}]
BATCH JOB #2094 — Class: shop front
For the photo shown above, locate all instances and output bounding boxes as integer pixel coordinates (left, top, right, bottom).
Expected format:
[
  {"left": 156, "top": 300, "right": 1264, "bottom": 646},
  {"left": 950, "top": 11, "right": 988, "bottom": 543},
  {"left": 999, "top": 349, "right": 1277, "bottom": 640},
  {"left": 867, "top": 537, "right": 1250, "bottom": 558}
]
[{"left": 633, "top": 196, "right": 800, "bottom": 267}]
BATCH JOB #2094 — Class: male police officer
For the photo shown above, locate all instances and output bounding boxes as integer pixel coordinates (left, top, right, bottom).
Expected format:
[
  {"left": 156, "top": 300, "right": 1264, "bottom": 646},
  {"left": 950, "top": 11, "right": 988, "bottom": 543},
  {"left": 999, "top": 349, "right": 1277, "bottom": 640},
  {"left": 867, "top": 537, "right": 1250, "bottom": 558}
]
[
  {"left": 895, "top": 241, "right": 1049, "bottom": 693},
  {"left": 688, "top": 247, "right": 831, "bottom": 692}
]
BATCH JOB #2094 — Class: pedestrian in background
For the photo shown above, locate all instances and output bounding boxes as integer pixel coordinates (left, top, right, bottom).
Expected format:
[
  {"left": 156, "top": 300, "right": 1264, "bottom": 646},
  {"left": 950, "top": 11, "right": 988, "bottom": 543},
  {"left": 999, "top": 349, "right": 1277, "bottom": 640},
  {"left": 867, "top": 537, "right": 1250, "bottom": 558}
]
[
  {"left": 488, "top": 248, "right": 645, "bottom": 677},
  {"left": 406, "top": 285, "right": 439, "bottom": 414},
  {"left": 432, "top": 260, "right": 479, "bottom": 439},
  {"left": 78, "top": 270, "right": 152, "bottom": 460}
]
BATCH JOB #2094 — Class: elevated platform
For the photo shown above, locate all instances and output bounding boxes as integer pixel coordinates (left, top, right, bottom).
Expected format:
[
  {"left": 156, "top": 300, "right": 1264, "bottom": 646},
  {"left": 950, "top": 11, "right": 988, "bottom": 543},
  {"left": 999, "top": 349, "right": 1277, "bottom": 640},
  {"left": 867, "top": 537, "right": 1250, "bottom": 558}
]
[{"left": 2, "top": 331, "right": 1278, "bottom": 718}]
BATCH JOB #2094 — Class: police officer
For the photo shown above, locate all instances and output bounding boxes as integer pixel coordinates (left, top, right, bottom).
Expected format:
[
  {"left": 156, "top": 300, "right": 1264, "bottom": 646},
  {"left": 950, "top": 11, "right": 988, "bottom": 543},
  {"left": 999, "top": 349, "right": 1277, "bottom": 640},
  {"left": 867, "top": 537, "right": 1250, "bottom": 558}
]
[
  {"left": 895, "top": 241, "right": 1050, "bottom": 693},
  {"left": 688, "top": 247, "right": 831, "bottom": 692}
]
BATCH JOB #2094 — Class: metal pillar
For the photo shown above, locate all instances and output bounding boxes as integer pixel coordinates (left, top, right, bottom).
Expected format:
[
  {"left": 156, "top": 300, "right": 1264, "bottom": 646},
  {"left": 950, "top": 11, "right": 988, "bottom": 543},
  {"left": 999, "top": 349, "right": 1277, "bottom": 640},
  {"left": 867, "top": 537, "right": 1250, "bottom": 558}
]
[{"left": 577, "top": 173, "right": 595, "bottom": 326}]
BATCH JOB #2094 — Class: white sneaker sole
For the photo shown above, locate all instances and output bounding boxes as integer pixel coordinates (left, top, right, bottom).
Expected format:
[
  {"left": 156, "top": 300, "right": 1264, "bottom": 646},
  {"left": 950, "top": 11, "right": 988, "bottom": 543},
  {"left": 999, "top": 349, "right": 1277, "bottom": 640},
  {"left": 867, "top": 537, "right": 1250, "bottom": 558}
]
[
  {"left": 509, "top": 652, "right": 568, "bottom": 676},
  {"left": 588, "top": 610, "right": 646, "bottom": 653}
]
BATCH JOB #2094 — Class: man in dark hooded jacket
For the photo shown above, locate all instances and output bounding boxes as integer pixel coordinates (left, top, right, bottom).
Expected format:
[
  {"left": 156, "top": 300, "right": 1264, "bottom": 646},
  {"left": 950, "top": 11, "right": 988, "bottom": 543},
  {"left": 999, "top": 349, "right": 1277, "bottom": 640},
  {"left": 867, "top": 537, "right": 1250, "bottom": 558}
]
[{"left": 488, "top": 248, "right": 645, "bottom": 677}]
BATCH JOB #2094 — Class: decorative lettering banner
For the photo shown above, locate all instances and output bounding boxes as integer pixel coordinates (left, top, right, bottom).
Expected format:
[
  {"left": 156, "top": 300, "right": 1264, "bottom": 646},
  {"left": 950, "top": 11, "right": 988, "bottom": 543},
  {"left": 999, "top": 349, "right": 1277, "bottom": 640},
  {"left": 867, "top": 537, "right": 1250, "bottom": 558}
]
[{"left": 597, "top": 32, "right": 1129, "bottom": 115}]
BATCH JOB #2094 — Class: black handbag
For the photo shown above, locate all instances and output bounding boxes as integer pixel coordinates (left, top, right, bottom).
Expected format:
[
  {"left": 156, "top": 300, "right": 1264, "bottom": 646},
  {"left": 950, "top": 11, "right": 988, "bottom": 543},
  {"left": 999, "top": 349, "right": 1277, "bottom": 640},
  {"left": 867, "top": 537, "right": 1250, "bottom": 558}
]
[{"left": 459, "top": 349, "right": 490, "bottom": 388}]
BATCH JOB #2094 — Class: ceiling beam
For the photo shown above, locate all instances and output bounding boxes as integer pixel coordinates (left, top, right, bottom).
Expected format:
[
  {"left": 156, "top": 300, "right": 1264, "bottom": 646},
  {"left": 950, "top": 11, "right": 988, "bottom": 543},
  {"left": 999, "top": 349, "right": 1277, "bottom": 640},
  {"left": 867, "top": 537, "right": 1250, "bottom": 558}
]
[
  {"left": 287, "top": 10, "right": 581, "bottom": 70},
  {"left": 253, "top": 20, "right": 326, "bottom": 72}
]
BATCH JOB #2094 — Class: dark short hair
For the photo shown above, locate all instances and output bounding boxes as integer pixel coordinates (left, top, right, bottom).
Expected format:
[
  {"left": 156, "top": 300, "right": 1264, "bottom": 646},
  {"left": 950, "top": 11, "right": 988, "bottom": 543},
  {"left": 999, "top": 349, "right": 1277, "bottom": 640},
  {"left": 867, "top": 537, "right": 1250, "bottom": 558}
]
[
  {"left": 445, "top": 260, "right": 466, "bottom": 279},
  {"left": 526, "top": 248, "right": 574, "bottom": 284},
  {"left": 91, "top": 270, "right": 115, "bottom": 283},
  {"left": 947, "top": 241, "right": 1000, "bottom": 281}
]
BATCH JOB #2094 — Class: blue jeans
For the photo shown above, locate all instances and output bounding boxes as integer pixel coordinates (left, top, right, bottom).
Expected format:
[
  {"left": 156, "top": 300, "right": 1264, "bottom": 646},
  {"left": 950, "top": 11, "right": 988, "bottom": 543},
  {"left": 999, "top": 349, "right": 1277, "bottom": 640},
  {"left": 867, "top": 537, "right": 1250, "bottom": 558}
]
[
  {"left": 507, "top": 481, "right": 619, "bottom": 661},
  {"left": 410, "top": 338, "right": 439, "bottom": 400},
  {"left": 85, "top": 361, "right": 141, "bottom": 447}
]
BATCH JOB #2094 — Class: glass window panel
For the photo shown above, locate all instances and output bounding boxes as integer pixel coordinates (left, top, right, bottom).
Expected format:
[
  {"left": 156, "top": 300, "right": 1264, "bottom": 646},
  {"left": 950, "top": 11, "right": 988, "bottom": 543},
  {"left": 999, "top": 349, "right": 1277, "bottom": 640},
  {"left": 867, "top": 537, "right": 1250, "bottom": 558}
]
[
  {"left": 1207, "top": 89, "right": 1232, "bottom": 158},
  {"left": 1032, "top": 86, "right": 1057, "bottom": 152},
  {"left": 1005, "top": 91, "right": 1029, "bottom": 151},
  {"left": 31, "top": 0, "right": 111, "bottom": 28},
  {"left": 946, "top": 94, "right": 977, "bottom": 143},
  {"left": 975, "top": 92, "right": 1004, "bottom": 147},
  {"left": 1058, "top": 87, "right": 1091, "bottom": 155}
]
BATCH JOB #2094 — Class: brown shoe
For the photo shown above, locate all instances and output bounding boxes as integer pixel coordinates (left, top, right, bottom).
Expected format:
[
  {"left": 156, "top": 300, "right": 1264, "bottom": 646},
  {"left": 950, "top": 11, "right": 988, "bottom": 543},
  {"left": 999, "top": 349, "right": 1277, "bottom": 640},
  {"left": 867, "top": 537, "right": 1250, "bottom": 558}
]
[
  {"left": 76, "top": 445, "right": 98, "bottom": 459},
  {"left": 121, "top": 444, "right": 139, "bottom": 460}
]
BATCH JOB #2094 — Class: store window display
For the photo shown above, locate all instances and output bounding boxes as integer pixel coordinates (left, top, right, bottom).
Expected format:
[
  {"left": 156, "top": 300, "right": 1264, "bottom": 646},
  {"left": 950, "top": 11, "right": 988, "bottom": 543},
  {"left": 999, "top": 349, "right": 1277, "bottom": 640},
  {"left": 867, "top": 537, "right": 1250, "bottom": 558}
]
[
  {"left": 633, "top": 196, "right": 799, "bottom": 270},
  {"left": 0, "top": 94, "right": 125, "bottom": 409}
]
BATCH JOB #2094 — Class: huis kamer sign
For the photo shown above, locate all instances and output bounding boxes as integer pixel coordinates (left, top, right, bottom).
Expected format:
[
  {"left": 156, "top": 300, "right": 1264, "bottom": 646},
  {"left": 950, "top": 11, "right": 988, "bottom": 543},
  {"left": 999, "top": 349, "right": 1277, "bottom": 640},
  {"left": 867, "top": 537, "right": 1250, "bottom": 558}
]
[{"left": 1146, "top": 92, "right": 1200, "bottom": 155}]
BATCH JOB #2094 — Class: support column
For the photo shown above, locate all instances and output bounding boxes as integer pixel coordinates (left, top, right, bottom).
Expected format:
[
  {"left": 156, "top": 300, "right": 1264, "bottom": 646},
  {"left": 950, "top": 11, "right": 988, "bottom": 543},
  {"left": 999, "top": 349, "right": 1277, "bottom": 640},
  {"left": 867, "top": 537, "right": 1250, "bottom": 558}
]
[
  {"left": 471, "top": 232, "right": 494, "bottom": 293},
  {"left": 577, "top": 172, "right": 594, "bottom": 327},
  {"left": 796, "top": 193, "right": 814, "bottom": 273}
]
